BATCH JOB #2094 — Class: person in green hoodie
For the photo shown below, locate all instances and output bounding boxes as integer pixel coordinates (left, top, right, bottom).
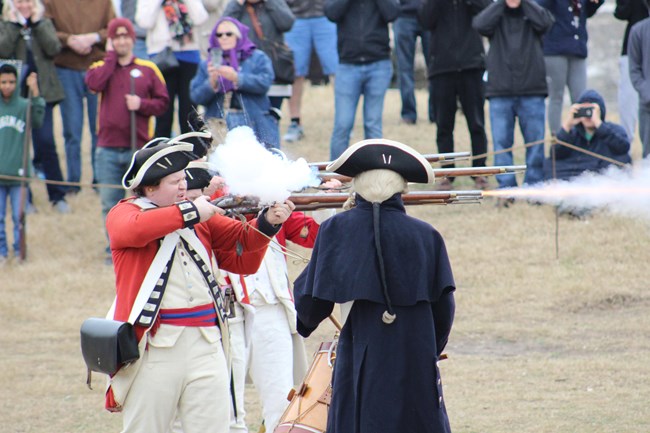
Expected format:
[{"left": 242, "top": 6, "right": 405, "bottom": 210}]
[{"left": 0, "top": 63, "right": 44, "bottom": 265}]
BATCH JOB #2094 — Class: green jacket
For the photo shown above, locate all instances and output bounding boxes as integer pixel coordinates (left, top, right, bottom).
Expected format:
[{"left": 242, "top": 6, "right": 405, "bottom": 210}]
[
  {"left": 0, "top": 90, "right": 45, "bottom": 186},
  {"left": 0, "top": 18, "right": 64, "bottom": 104}
]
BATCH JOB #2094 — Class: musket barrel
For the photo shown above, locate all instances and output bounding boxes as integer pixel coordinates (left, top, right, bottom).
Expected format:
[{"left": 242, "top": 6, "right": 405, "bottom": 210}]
[{"left": 433, "top": 165, "right": 527, "bottom": 178}]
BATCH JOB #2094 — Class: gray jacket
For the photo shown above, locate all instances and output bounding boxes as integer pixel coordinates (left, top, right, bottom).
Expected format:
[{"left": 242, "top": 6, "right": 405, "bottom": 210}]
[
  {"left": 629, "top": 17, "right": 650, "bottom": 108},
  {"left": 0, "top": 18, "right": 64, "bottom": 103},
  {"left": 222, "top": 0, "right": 295, "bottom": 45}
]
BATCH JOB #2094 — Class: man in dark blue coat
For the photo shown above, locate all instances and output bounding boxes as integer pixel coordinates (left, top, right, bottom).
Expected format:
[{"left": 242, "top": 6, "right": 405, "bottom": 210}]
[
  {"left": 294, "top": 139, "right": 456, "bottom": 433},
  {"left": 544, "top": 88, "right": 631, "bottom": 181}
]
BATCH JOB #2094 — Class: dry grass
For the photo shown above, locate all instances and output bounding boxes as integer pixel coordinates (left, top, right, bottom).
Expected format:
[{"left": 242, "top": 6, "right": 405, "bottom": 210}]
[{"left": 1, "top": 81, "right": 649, "bottom": 433}]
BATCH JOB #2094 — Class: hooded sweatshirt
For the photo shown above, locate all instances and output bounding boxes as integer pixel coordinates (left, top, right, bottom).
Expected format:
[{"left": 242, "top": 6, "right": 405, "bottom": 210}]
[
  {"left": 549, "top": 89, "right": 631, "bottom": 180},
  {"left": 0, "top": 87, "right": 45, "bottom": 186}
]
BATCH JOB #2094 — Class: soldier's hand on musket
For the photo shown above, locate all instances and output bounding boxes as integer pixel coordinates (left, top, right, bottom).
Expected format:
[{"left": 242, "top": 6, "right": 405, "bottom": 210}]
[
  {"left": 194, "top": 195, "right": 226, "bottom": 222},
  {"left": 320, "top": 178, "right": 344, "bottom": 193},
  {"left": 265, "top": 200, "right": 295, "bottom": 225}
]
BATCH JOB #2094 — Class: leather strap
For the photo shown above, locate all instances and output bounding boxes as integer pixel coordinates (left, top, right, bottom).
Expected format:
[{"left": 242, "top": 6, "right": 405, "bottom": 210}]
[{"left": 245, "top": 4, "right": 265, "bottom": 40}]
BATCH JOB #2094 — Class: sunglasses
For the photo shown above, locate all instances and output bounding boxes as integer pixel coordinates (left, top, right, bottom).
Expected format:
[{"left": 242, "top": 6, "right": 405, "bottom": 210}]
[{"left": 216, "top": 32, "right": 235, "bottom": 38}]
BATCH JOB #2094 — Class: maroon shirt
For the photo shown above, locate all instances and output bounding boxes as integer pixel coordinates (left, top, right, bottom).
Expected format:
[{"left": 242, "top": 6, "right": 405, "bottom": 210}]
[{"left": 85, "top": 51, "right": 169, "bottom": 149}]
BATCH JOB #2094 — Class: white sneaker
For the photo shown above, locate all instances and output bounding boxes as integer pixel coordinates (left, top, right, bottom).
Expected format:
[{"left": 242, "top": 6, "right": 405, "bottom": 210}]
[
  {"left": 53, "top": 200, "right": 71, "bottom": 214},
  {"left": 283, "top": 123, "right": 304, "bottom": 142}
]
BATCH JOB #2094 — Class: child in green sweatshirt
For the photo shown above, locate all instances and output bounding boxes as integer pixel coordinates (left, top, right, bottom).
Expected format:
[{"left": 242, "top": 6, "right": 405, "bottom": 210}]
[{"left": 0, "top": 63, "right": 45, "bottom": 264}]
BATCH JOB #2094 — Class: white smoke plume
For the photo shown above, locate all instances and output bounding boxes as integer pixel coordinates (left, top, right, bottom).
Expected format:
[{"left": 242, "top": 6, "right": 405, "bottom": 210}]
[
  {"left": 207, "top": 126, "right": 320, "bottom": 203},
  {"left": 491, "top": 158, "right": 650, "bottom": 220}
]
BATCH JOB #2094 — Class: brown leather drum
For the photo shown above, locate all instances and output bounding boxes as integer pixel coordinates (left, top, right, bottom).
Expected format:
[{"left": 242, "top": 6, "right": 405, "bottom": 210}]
[{"left": 274, "top": 340, "right": 337, "bottom": 433}]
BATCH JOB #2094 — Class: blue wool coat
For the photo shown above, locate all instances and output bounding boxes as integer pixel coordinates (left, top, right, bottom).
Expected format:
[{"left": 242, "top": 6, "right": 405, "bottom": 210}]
[
  {"left": 294, "top": 194, "right": 456, "bottom": 433},
  {"left": 537, "top": 0, "right": 604, "bottom": 58}
]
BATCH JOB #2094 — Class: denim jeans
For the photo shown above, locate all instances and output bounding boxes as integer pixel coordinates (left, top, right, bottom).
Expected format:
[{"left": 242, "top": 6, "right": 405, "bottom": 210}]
[
  {"left": 0, "top": 185, "right": 22, "bottom": 257},
  {"left": 329, "top": 59, "right": 393, "bottom": 160},
  {"left": 284, "top": 16, "right": 338, "bottom": 76},
  {"left": 95, "top": 147, "right": 133, "bottom": 220},
  {"left": 32, "top": 103, "right": 67, "bottom": 203},
  {"left": 393, "top": 15, "right": 433, "bottom": 123},
  {"left": 56, "top": 67, "right": 98, "bottom": 192},
  {"left": 489, "top": 96, "right": 546, "bottom": 188}
]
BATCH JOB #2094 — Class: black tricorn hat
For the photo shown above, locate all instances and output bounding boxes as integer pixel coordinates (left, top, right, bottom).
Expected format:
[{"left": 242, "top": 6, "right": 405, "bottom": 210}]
[
  {"left": 122, "top": 137, "right": 195, "bottom": 190},
  {"left": 185, "top": 161, "right": 214, "bottom": 190},
  {"left": 326, "top": 139, "right": 435, "bottom": 184}
]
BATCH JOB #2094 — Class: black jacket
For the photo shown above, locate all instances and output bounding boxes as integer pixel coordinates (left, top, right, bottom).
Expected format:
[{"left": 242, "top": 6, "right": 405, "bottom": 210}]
[
  {"left": 419, "top": 0, "right": 491, "bottom": 76},
  {"left": 325, "top": 0, "right": 400, "bottom": 64},
  {"left": 473, "top": 0, "right": 554, "bottom": 98},
  {"left": 614, "top": 0, "right": 649, "bottom": 55}
]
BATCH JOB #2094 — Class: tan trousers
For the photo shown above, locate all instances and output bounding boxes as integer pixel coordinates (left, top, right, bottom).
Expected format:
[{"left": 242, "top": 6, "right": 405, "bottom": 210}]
[{"left": 121, "top": 327, "right": 230, "bottom": 433}]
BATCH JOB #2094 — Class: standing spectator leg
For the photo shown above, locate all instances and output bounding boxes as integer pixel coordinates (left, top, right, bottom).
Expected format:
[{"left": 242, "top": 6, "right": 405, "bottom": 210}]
[
  {"left": 516, "top": 96, "right": 546, "bottom": 186},
  {"left": 394, "top": 16, "right": 418, "bottom": 124},
  {"left": 457, "top": 69, "right": 488, "bottom": 167},
  {"left": 329, "top": 64, "right": 363, "bottom": 160},
  {"left": 85, "top": 79, "right": 99, "bottom": 184},
  {"left": 56, "top": 67, "right": 86, "bottom": 193},
  {"left": 489, "top": 97, "right": 517, "bottom": 188},
  {"left": 566, "top": 56, "right": 587, "bottom": 105},
  {"left": 544, "top": 55, "right": 570, "bottom": 135},
  {"left": 177, "top": 61, "right": 198, "bottom": 134},
  {"left": 639, "top": 106, "right": 650, "bottom": 158},
  {"left": 618, "top": 55, "right": 639, "bottom": 143},
  {"left": 432, "top": 73, "right": 459, "bottom": 165},
  {"left": 32, "top": 103, "right": 68, "bottom": 208},
  {"left": 361, "top": 59, "right": 393, "bottom": 139},
  {"left": 156, "top": 66, "right": 179, "bottom": 137}
]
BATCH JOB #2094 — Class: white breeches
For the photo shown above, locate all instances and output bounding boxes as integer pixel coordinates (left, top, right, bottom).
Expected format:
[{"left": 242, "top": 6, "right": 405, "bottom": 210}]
[
  {"left": 121, "top": 327, "right": 230, "bottom": 433},
  {"left": 229, "top": 303, "right": 294, "bottom": 433}
]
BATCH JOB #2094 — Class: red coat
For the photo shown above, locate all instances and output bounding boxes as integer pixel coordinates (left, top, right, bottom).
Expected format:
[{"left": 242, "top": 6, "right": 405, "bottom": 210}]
[
  {"left": 105, "top": 198, "right": 275, "bottom": 410},
  {"left": 107, "top": 198, "right": 275, "bottom": 340}
]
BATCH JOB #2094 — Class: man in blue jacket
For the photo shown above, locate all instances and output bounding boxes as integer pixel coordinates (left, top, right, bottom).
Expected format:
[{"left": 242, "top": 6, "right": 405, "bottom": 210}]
[{"left": 544, "top": 89, "right": 631, "bottom": 182}]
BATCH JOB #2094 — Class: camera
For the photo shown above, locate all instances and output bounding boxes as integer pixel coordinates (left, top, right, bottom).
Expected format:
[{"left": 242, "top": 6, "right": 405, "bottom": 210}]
[
  {"left": 574, "top": 106, "right": 593, "bottom": 118},
  {"left": 210, "top": 48, "right": 222, "bottom": 68}
]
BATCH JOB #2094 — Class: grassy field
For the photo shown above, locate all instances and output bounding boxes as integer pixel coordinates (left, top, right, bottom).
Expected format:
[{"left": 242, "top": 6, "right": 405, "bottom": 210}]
[{"left": 1, "top": 78, "right": 649, "bottom": 433}]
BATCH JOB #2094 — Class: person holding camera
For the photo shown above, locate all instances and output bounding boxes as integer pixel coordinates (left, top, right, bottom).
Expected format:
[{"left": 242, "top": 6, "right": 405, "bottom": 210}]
[
  {"left": 190, "top": 17, "right": 278, "bottom": 148},
  {"left": 544, "top": 89, "right": 631, "bottom": 183},
  {"left": 473, "top": 0, "right": 554, "bottom": 193}
]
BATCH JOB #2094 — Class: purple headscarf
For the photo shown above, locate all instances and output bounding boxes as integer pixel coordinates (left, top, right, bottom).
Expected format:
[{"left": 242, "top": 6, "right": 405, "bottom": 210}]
[{"left": 208, "top": 17, "right": 257, "bottom": 93}]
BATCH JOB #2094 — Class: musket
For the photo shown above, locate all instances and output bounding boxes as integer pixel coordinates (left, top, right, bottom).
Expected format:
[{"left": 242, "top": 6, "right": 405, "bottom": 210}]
[
  {"left": 308, "top": 151, "right": 471, "bottom": 171},
  {"left": 212, "top": 190, "right": 483, "bottom": 215},
  {"left": 318, "top": 165, "right": 527, "bottom": 183}
]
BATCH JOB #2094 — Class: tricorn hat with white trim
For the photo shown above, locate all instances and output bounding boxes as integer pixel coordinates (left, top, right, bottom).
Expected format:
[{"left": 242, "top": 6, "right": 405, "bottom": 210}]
[
  {"left": 122, "top": 137, "right": 194, "bottom": 190},
  {"left": 185, "top": 161, "right": 214, "bottom": 191},
  {"left": 326, "top": 139, "right": 434, "bottom": 184}
]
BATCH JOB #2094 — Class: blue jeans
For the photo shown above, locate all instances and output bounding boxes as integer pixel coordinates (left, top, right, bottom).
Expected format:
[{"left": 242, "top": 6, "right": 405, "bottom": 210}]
[
  {"left": 95, "top": 147, "right": 132, "bottom": 221},
  {"left": 329, "top": 60, "right": 393, "bottom": 160},
  {"left": 32, "top": 103, "right": 67, "bottom": 203},
  {"left": 489, "top": 96, "right": 546, "bottom": 188},
  {"left": 56, "top": 67, "right": 98, "bottom": 192},
  {"left": 284, "top": 17, "right": 338, "bottom": 76},
  {"left": 0, "top": 185, "right": 22, "bottom": 257},
  {"left": 393, "top": 15, "right": 433, "bottom": 123}
]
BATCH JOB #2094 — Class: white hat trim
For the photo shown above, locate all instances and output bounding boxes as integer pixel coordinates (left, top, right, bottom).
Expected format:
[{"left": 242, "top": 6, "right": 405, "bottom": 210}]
[
  {"left": 326, "top": 138, "right": 435, "bottom": 184},
  {"left": 167, "top": 130, "right": 212, "bottom": 146},
  {"left": 123, "top": 143, "right": 194, "bottom": 190}
]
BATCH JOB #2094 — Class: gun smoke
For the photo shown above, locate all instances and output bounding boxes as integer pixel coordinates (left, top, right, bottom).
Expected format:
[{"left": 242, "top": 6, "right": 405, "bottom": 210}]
[
  {"left": 208, "top": 126, "right": 320, "bottom": 203},
  {"left": 492, "top": 158, "right": 650, "bottom": 220}
]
